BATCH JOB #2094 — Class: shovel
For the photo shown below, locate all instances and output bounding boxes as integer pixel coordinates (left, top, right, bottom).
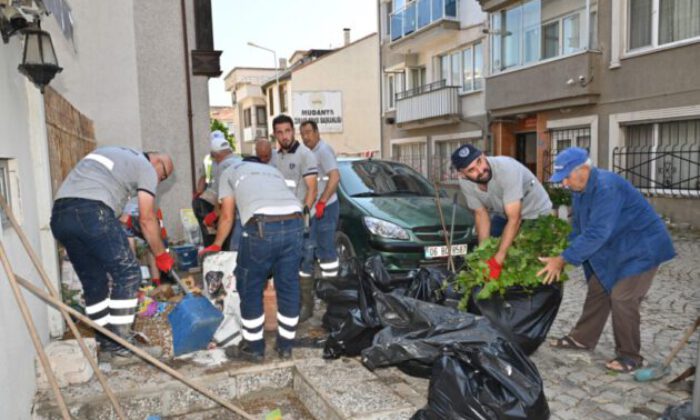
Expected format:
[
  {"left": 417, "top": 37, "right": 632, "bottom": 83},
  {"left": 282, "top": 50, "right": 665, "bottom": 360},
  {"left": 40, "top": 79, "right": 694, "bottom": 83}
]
[
  {"left": 634, "top": 317, "right": 700, "bottom": 382},
  {"left": 167, "top": 270, "right": 224, "bottom": 356}
]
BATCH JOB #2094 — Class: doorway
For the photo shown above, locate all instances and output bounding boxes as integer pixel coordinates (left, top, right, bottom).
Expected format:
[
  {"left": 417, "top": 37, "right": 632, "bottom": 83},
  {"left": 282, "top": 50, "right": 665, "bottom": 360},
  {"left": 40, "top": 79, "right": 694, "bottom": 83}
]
[{"left": 516, "top": 132, "right": 537, "bottom": 174}]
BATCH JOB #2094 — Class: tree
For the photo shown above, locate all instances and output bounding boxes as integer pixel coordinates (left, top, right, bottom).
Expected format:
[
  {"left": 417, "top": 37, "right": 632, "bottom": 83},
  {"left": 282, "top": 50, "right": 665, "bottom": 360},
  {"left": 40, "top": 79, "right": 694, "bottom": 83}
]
[{"left": 210, "top": 119, "right": 236, "bottom": 151}]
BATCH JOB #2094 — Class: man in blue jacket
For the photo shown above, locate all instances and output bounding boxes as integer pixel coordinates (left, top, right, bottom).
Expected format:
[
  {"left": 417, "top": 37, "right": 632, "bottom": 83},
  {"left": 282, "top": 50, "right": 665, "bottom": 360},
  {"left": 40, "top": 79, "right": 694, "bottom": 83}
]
[{"left": 538, "top": 147, "right": 675, "bottom": 373}]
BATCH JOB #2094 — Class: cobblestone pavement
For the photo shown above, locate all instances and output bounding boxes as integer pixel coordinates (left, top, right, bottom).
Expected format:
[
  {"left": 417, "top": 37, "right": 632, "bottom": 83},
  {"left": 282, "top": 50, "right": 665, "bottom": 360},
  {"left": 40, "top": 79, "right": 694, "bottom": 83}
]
[{"left": 534, "top": 229, "right": 700, "bottom": 419}]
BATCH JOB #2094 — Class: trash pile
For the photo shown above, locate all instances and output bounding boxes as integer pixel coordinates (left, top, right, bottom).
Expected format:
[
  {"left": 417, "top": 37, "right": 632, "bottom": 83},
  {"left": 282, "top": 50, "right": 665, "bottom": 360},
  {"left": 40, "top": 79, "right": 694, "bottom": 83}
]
[{"left": 319, "top": 255, "right": 558, "bottom": 419}]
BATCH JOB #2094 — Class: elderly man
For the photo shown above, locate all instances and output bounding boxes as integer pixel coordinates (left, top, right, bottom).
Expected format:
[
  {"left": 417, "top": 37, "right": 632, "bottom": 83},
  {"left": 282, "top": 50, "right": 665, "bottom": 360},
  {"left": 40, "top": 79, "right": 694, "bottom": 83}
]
[
  {"left": 538, "top": 147, "right": 675, "bottom": 372},
  {"left": 254, "top": 137, "right": 275, "bottom": 164},
  {"left": 452, "top": 144, "right": 551, "bottom": 279},
  {"left": 51, "top": 147, "right": 174, "bottom": 362}
]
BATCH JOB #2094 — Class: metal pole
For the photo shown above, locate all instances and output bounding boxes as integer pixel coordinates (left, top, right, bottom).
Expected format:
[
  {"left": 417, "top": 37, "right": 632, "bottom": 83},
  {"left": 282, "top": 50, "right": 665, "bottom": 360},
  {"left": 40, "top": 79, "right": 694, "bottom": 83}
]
[{"left": 692, "top": 333, "right": 700, "bottom": 415}]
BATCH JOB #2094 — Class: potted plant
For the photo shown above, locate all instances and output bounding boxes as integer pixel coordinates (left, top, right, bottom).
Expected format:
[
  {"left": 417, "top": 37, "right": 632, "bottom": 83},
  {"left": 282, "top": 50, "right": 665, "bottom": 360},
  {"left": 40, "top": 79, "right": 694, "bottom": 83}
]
[{"left": 545, "top": 183, "right": 572, "bottom": 220}]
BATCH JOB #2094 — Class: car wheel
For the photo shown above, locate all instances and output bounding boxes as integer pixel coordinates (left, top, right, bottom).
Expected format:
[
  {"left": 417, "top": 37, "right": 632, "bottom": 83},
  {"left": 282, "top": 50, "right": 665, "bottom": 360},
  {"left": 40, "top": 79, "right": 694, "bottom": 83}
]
[{"left": 335, "top": 231, "right": 356, "bottom": 264}]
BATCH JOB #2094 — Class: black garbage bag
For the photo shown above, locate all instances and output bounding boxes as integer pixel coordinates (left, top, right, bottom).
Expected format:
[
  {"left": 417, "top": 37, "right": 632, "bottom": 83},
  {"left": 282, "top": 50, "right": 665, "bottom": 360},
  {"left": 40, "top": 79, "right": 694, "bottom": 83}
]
[
  {"left": 363, "top": 254, "right": 413, "bottom": 292},
  {"left": 467, "top": 284, "right": 562, "bottom": 355},
  {"left": 661, "top": 401, "right": 698, "bottom": 420},
  {"left": 404, "top": 266, "right": 451, "bottom": 304},
  {"left": 316, "top": 284, "right": 359, "bottom": 304},
  {"left": 322, "top": 302, "right": 358, "bottom": 331},
  {"left": 412, "top": 344, "right": 550, "bottom": 420},
  {"left": 322, "top": 308, "right": 383, "bottom": 358},
  {"left": 361, "top": 293, "right": 549, "bottom": 419}
]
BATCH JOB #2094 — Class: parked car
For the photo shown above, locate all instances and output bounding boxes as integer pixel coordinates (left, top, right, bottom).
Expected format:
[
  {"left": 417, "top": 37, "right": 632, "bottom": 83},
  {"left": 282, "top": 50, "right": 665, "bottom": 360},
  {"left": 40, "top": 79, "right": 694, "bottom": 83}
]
[{"left": 335, "top": 158, "right": 476, "bottom": 273}]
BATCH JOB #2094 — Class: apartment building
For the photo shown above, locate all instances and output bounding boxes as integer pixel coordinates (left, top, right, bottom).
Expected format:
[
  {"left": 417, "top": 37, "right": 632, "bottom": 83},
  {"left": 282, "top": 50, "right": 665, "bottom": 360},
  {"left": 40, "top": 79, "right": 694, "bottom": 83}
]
[
  {"left": 223, "top": 67, "right": 277, "bottom": 155},
  {"left": 378, "top": 0, "right": 489, "bottom": 183},
  {"left": 478, "top": 0, "right": 700, "bottom": 222}
]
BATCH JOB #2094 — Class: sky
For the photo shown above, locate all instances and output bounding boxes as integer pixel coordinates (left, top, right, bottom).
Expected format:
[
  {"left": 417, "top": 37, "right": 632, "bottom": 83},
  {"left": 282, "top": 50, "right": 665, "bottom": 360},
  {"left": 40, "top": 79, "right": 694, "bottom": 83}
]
[{"left": 208, "top": 0, "right": 379, "bottom": 106}]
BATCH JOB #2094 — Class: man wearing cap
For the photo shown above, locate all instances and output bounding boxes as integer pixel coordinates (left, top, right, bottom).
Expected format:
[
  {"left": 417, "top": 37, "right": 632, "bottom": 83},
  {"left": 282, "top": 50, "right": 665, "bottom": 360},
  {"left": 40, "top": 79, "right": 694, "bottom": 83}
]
[
  {"left": 192, "top": 131, "right": 227, "bottom": 246},
  {"left": 452, "top": 144, "right": 552, "bottom": 279},
  {"left": 51, "top": 147, "right": 174, "bottom": 361},
  {"left": 299, "top": 120, "right": 340, "bottom": 322},
  {"left": 209, "top": 156, "right": 304, "bottom": 361},
  {"left": 538, "top": 147, "right": 675, "bottom": 373},
  {"left": 198, "top": 132, "right": 243, "bottom": 252}
]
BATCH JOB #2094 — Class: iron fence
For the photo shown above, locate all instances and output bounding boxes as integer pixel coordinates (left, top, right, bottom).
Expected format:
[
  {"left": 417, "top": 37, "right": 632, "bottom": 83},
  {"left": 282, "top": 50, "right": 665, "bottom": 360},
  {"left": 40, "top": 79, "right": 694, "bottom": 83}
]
[{"left": 612, "top": 144, "right": 700, "bottom": 197}]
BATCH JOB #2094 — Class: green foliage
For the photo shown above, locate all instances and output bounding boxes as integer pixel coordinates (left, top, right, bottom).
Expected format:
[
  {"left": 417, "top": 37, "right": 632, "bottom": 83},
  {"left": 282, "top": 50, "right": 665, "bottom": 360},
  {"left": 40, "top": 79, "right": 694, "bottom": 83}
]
[
  {"left": 545, "top": 183, "right": 572, "bottom": 207},
  {"left": 455, "top": 215, "right": 571, "bottom": 308},
  {"left": 210, "top": 119, "right": 236, "bottom": 151}
]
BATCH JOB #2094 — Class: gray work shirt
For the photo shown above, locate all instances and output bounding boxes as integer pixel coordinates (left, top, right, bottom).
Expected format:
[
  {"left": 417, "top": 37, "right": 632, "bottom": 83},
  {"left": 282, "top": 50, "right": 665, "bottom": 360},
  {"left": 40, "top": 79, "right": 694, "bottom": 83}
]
[
  {"left": 274, "top": 141, "right": 319, "bottom": 205},
  {"left": 210, "top": 154, "right": 242, "bottom": 198},
  {"left": 459, "top": 156, "right": 552, "bottom": 220},
  {"left": 311, "top": 139, "right": 339, "bottom": 205},
  {"left": 218, "top": 161, "right": 302, "bottom": 225},
  {"left": 55, "top": 147, "right": 158, "bottom": 216}
]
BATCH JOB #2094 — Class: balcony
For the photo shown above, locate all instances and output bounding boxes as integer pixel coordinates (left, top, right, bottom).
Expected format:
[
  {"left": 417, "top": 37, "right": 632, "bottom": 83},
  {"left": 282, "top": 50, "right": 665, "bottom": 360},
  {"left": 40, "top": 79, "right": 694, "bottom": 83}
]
[
  {"left": 390, "top": 0, "right": 459, "bottom": 52},
  {"left": 396, "top": 80, "right": 460, "bottom": 127},
  {"left": 485, "top": 51, "right": 601, "bottom": 117},
  {"left": 243, "top": 126, "right": 268, "bottom": 142}
]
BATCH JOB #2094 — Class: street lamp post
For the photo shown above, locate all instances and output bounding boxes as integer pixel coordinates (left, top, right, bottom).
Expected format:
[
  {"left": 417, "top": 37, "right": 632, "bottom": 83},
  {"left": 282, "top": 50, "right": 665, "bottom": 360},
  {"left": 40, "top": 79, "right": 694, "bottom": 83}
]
[{"left": 247, "top": 41, "right": 280, "bottom": 115}]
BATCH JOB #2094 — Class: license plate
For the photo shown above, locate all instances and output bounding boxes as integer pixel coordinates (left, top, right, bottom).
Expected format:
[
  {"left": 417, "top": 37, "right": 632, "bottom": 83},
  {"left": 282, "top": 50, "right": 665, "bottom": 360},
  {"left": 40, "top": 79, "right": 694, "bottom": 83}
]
[{"left": 424, "top": 244, "right": 468, "bottom": 259}]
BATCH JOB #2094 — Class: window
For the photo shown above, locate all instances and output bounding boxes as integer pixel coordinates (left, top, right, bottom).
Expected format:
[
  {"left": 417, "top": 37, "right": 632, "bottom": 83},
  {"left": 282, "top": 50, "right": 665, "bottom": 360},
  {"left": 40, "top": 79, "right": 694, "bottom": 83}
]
[
  {"left": 387, "top": 74, "right": 396, "bottom": 110},
  {"left": 450, "top": 51, "right": 461, "bottom": 87},
  {"left": 268, "top": 88, "right": 274, "bottom": 116},
  {"left": 547, "top": 127, "right": 591, "bottom": 179},
  {"left": 490, "top": 0, "right": 596, "bottom": 72},
  {"left": 629, "top": 0, "right": 700, "bottom": 51},
  {"left": 618, "top": 119, "right": 700, "bottom": 193},
  {"left": 461, "top": 42, "right": 484, "bottom": 92},
  {"left": 279, "top": 84, "right": 288, "bottom": 113},
  {"left": 392, "top": 142, "right": 427, "bottom": 175},
  {"left": 256, "top": 106, "right": 267, "bottom": 125},
  {"left": 432, "top": 140, "right": 465, "bottom": 182},
  {"left": 0, "top": 159, "right": 11, "bottom": 226},
  {"left": 409, "top": 67, "right": 426, "bottom": 89},
  {"left": 243, "top": 108, "right": 252, "bottom": 128}
]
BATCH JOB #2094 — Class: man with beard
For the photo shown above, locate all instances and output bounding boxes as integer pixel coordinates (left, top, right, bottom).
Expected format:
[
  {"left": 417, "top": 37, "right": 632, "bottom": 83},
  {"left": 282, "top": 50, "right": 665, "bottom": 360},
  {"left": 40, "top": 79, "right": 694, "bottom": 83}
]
[{"left": 451, "top": 144, "right": 551, "bottom": 279}]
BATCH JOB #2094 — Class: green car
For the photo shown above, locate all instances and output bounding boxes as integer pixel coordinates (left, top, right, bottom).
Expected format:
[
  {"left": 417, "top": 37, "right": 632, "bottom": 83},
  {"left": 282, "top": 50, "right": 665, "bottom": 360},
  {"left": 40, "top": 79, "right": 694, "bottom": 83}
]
[{"left": 335, "top": 158, "right": 476, "bottom": 273}]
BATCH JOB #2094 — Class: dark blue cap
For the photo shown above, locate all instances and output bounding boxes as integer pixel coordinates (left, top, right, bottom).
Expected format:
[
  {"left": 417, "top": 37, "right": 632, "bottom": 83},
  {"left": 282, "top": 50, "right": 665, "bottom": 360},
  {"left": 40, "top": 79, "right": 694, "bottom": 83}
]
[
  {"left": 451, "top": 144, "right": 482, "bottom": 170},
  {"left": 550, "top": 147, "right": 588, "bottom": 183}
]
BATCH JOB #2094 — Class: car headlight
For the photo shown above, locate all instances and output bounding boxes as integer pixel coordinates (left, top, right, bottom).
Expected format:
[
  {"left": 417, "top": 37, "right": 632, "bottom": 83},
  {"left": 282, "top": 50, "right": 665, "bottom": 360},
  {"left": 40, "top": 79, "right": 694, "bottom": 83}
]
[{"left": 363, "top": 216, "right": 410, "bottom": 240}]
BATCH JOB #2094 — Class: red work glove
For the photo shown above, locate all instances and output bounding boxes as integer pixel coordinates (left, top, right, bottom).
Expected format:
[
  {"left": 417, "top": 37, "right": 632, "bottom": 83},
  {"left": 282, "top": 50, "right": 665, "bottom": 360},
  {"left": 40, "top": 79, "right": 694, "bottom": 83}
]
[
  {"left": 198, "top": 244, "right": 221, "bottom": 257},
  {"left": 315, "top": 200, "right": 326, "bottom": 219},
  {"left": 203, "top": 211, "right": 218, "bottom": 227},
  {"left": 155, "top": 252, "right": 175, "bottom": 273},
  {"left": 486, "top": 257, "right": 503, "bottom": 280},
  {"left": 125, "top": 215, "right": 134, "bottom": 230}
]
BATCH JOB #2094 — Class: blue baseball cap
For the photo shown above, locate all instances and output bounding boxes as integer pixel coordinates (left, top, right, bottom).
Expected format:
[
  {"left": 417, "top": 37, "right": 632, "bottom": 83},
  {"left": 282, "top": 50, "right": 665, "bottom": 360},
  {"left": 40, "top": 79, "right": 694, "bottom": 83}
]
[
  {"left": 550, "top": 147, "right": 588, "bottom": 183},
  {"left": 451, "top": 144, "right": 482, "bottom": 170}
]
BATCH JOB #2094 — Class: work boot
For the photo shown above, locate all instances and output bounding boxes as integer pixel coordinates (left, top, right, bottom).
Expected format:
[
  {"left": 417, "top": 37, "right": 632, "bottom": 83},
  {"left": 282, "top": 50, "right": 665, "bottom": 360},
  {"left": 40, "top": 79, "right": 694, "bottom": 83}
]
[
  {"left": 100, "top": 324, "right": 163, "bottom": 366},
  {"left": 225, "top": 341, "right": 264, "bottom": 363},
  {"left": 276, "top": 346, "right": 293, "bottom": 360},
  {"left": 298, "top": 276, "right": 315, "bottom": 323}
]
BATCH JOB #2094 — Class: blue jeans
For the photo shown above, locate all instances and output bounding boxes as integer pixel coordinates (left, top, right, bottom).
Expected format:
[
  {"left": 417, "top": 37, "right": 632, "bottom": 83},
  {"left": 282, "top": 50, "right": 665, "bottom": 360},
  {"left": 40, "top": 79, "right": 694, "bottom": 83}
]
[
  {"left": 228, "top": 210, "right": 243, "bottom": 252},
  {"left": 50, "top": 198, "right": 141, "bottom": 327},
  {"left": 235, "top": 217, "right": 303, "bottom": 354},
  {"left": 300, "top": 201, "right": 340, "bottom": 278}
]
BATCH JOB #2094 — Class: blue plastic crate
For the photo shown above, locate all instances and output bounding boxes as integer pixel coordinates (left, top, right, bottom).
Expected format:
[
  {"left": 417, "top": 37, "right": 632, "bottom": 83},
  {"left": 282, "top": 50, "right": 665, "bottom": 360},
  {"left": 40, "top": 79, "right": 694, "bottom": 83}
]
[
  {"left": 168, "top": 294, "right": 223, "bottom": 356},
  {"left": 172, "top": 245, "right": 198, "bottom": 271}
]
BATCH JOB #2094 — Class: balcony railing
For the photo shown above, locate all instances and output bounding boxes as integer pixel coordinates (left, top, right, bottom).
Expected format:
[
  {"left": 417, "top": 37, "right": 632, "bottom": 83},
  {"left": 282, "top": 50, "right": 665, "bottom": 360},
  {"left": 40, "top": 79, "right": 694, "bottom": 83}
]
[
  {"left": 612, "top": 144, "right": 700, "bottom": 197},
  {"left": 396, "top": 80, "right": 460, "bottom": 124},
  {"left": 390, "top": 0, "right": 457, "bottom": 42}
]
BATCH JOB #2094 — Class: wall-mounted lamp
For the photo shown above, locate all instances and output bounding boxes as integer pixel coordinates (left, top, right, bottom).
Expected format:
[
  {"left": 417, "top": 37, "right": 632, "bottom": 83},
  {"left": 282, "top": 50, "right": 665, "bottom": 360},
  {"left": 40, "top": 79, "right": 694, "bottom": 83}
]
[{"left": 1, "top": 5, "right": 61, "bottom": 93}]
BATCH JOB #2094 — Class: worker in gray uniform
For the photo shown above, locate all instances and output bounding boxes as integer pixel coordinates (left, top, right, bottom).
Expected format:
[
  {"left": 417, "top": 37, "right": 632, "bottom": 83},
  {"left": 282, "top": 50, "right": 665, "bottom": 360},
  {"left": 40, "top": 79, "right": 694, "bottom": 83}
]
[
  {"left": 202, "top": 156, "right": 304, "bottom": 361},
  {"left": 192, "top": 131, "right": 222, "bottom": 246},
  {"left": 299, "top": 120, "right": 340, "bottom": 321},
  {"left": 271, "top": 114, "right": 319, "bottom": 321},
  {"left": 451, "top": 144, "right": 552, "bottom": 280},
  {"left": 200, "top": 133, "right": 243, "bottom": 252},
  {"left": 50, "top": 147, "right": 174, "bottom": 361}
]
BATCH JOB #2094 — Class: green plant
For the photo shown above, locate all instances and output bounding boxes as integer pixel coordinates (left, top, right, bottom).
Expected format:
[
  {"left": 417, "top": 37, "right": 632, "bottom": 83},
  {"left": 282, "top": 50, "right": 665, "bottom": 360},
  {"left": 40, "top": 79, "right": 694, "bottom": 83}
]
[
  {"left": 210, "top": 119, "right": 236, "bottom": 151},
  {"left": 545, "top": 183, "right": 572, "bottom": 207},
  {"left": 455, "top": 215, "right": 571, "bottom": 307}
]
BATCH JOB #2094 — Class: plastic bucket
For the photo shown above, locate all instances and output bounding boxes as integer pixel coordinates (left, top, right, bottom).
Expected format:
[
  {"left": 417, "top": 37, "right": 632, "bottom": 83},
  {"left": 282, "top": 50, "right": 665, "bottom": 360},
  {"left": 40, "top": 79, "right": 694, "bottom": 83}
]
[{"left": 172, "top": 245, "right": 198, "bottom": 271}]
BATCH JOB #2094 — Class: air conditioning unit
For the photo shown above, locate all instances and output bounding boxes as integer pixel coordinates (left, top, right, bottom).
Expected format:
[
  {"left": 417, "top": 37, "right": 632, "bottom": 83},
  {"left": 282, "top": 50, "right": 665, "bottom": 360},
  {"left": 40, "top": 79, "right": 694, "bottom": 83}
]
[{"left": 255, "top": 128, "right": 267, "bottom": 138}]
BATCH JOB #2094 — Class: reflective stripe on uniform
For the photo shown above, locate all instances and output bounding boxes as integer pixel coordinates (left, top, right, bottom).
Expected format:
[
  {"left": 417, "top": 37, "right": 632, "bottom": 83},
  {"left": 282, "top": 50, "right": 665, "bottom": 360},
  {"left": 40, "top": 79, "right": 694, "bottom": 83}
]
[
  {"left": 299, "top": 271, "right": 312, "bottom": 278},
  {"left": 84, "top": 153, "right": 115, "bottom": 171},
  {"left": 242, "top": 329, "right": 264, "bottom": 341},
  {"left": 109, "top": 298, "right": 138, "bottom": 309},
  {"left": 277, "top": 312, "right": 299, "bottom": 327},
  {"left": 320, "top": 259, "right": 339, "bottom": 277},
  {"left": 109, "top": 314, "right": 135, "bottom": 325},
  {"left": 241, "top": 314, "right": 265, "bottom": 329},
  {"left": 285, "top": 179, "right": 297, "bottom": 188},
  {"left": 92, "top": 314, "right": 110, "bottom": 326},
  {"left": 278, "top": 325, "right": 296, "bottom": 339},
  {"left": 86, "top": 298, "right": 109, "bottom": 314}
]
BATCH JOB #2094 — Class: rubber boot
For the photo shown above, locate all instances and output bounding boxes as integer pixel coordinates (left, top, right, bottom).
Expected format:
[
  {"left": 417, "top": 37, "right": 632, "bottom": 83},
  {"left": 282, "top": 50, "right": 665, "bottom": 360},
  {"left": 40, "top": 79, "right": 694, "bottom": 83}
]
[
  {"left": 104, "top": 324, "right": 163, "bottom": 366},
  {"left": 298, "top": 276, "right": 315, "bottom": 323}
]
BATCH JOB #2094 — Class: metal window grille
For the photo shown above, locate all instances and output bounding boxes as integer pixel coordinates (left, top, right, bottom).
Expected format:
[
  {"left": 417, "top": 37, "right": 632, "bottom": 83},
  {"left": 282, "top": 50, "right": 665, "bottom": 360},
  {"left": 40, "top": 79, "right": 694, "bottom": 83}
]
[
  {"left": 392, "top": 142, "right": 427, "bottom": 176},
  {"left": 431, "top": 140, "right": 462, "bottom": 183},
  {"left": 544, "top": 126, "right": 591, "bottom": 180},
  {"left": 614, "top": 119, "right": 700, "bottom": 195}
]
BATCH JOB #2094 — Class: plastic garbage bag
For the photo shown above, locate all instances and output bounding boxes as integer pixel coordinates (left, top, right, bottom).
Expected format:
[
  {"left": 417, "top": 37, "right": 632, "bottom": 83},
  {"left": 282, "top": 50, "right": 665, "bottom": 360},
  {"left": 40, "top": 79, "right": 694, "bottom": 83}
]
[
  {"left": 322, "top": 308, "right": 383, "bottom": 358},
  {"left": 362, "top": 292, "right": 549, "bottom": 419},
  {"left": 412, "top": 344, "right": 550, "bottom": 420},
  {"left": 660, "top": 401, "right": 698, "bottom": 420},
  {"left": 404, "top": 266, "right": 451, "bottom": 304},
  {"left": 467, "top": 284, "right": 562, "bottom": 355}
]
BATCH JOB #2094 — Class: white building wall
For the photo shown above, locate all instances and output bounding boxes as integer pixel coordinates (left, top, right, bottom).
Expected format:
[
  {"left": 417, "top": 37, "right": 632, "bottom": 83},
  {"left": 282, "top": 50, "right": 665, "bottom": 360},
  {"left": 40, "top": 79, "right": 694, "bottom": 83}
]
[
  {"left": 0, "top": 42, "right": 57, "bottom": 420},
  {"left": 46, "top": 0, "right": 143, "bottom": 149}
]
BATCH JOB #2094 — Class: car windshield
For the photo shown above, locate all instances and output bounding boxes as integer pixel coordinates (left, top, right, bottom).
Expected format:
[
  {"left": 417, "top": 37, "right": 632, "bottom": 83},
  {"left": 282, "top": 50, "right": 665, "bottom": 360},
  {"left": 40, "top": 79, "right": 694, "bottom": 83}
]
[{"left": 339, "top": 160, "right": 436, "bottom": 197}]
